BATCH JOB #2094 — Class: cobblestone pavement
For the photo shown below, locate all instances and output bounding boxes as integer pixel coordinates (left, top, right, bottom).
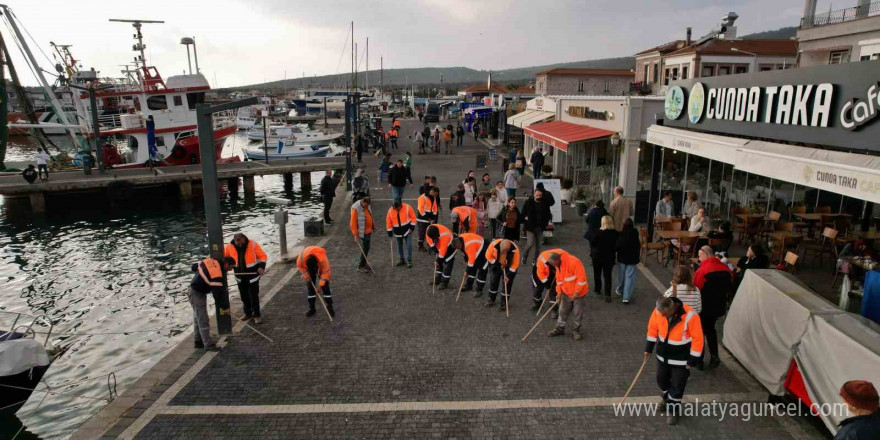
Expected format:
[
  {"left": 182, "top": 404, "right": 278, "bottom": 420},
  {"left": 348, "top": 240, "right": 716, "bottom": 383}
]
[{"left": 120, "top": 118, "right": 825, "bottom": 439}]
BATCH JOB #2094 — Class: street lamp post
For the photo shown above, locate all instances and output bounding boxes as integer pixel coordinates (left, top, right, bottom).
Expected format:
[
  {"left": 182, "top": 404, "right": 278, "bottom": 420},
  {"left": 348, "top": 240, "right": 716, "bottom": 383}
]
[{"left": 731, "top": 48, "right": 758, "bottom": 73}]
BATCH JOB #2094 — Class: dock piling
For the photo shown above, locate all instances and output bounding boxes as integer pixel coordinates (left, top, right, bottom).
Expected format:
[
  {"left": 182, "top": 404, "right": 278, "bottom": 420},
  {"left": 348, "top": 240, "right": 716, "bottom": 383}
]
[
  {"left": 299, "top": 172, "right": 311, "bottom": 189},
  {"left": 28, "top": 192, "right": 46, "bottom": 214},
  {"left": 178, "top": 181, "right": 193, "bottom": 201},
  {"left": 243, "top": 175, "right": 255, "bottom": 196}
]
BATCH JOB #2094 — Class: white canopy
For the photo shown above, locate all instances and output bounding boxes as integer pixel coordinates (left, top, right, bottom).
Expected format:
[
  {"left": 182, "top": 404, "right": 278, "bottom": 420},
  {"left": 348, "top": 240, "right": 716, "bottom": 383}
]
[{"left": 506, "top": 110, "right": 555, "bottom": 129}]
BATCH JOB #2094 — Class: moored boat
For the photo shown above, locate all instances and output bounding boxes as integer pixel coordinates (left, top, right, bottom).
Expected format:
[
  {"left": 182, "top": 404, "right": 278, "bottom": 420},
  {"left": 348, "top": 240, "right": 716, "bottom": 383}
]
[{"left": 243, "top": 139, "right": 331, "bottom": 161}]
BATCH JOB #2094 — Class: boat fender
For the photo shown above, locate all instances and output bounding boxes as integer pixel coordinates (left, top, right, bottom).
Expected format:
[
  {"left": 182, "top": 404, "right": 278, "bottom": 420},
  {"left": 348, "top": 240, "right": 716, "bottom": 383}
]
[{"left": 170, "top": 145, "right": 187, "bottom": 160}]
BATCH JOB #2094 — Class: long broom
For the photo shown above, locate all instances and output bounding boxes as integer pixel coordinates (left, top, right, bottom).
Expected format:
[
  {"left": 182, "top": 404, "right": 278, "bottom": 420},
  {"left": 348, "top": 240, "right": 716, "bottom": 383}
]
[
  {"left": 455, "top": 272, "right": 467, "bottom": 302},
  {"left": 521, "top": 300, "right": 559, "bottom": 342},
  {"left": 432, "top": 263, "right": 437, "bottom": 295},
  {"left": 307, "top": 279, "right": 334, "bottom": 322},
  {"left": 354, "top": 237, "right": 375, "bottom": 273},
  {"left": 503, "top": 274, "right": 510, "bottom": 317},
  {"left": 536, "top": 290, "right": 549, "bottom": 317},
  {"left": 390, "top": 238, "right": 395, "bottom": 266},
  {"left": 619, "top": 355, "right": 650, "bottom": 405}
]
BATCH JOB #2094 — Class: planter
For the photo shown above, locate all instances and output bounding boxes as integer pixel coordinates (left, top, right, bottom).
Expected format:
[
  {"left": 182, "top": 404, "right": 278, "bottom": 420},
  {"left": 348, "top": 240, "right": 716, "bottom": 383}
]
[
  {"left": 560, "top": 188, "right": 573, "bottom": 205},
  {"left": 575, "top": 201, "right": 588, "bottom": 216}
]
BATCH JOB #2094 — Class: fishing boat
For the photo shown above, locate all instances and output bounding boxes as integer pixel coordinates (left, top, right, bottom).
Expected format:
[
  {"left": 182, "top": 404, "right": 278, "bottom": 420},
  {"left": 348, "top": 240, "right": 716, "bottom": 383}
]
[
  {"left": 243, "top": 139, "right": 331, "bottom": 161},
  {"left": 246, "top": 124, "right": 341, "bottom": 146},
  {"left": 0, "top": 312, "right": 53, "bottom": 414}
]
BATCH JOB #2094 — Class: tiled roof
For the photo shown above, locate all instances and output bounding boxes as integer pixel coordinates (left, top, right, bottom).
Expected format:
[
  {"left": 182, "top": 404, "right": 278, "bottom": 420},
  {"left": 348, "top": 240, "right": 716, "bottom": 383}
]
[
  {"left": 535, "top": 68, "right": 634, "bottom": 77},
  {"left": 635, "top": 40, "right": 687, "bottom": 56},
  {"left": 665, "top": 38, "right": 797, "bottom": 57},
  {"left": 460, "top": 84, "right": 508, "bottom": 94}
]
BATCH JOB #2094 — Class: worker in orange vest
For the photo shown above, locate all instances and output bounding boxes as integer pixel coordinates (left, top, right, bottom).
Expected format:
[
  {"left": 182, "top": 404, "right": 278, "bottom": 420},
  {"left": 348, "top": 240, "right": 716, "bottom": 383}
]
[
  {"left": 644, "top": 296, "right": 705, "bottom": 425},
  {"left": 392, "top": 118, "right": 402, "bottom": 130},
  {"left": 296, "top": 246, "right": 334, "bottom": 317},
  {"left": 532, "top": 248, "right": 568, "bottom": 318},
  {"left": 223, "top": 233, "right": 268, "bottom": 324},
  {"left": 450, "top": 205, "right": 478, "bottom": 235},
  {"left": 546, "top": 251, "right": 588, "bottom": 340},
  {"left": 386, "top": 200, "right": 417, "bottom": 268},
  {"left": 426, "top": 223, "right": 455, "bottom": 289},
  {"left": 350, "top": 197, "right": 374, "bottom": 273},
  {"left": 452, "top": 233, "right": 490, "bottom": 296},
  {"left": 484, "top": 239, "right": 520, "bottom": 310},
  {"left": 188, "top": 256, "right": 235, "bottom": 350},
  {"left": 416, "top": 187, "right": 440, "bottom": 251},
  {"left": 387, "top": 127, "right": 399, "bottom": 151}
]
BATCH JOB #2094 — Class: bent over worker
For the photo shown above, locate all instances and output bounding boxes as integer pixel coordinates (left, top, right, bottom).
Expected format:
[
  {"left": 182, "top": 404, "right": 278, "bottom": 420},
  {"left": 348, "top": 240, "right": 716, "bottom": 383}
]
[
  {"left": 546, "top": 251, "right": 588, "bottom": 340},
  {"left": 350, "top": 197, "right": 374, "bottom": 273},
  {"left": 484, "top": 239, "right": 520, "bottom": 310},
  {"left": 450, "top": 205, "right": 479, "bottom": 235},
  {"left": 386, "top": 200, "right": 417, "bottom": 268},
  {"left": 532, "top": 248, "right": 567, "bottom": 318},
  {"left": 644, "top": 296, "right": 704, "bottom": 425},
  {"left": 426, "top": 223, "right": 455, "bottom": 289},
  {"left": 296, "top": 246, "right": 334, "bottom": 317},
  {"left": 416, "top": 187, "right": 440, "bottom": 251},
  {"left": 189, "top": 256, "right": 235, "bottom": 351},
  {"left": 223, "top": 233, "right": 268, "bottom": 324},
  {"left": 453, "top": 233, "right": 489, "bottom": 297}
]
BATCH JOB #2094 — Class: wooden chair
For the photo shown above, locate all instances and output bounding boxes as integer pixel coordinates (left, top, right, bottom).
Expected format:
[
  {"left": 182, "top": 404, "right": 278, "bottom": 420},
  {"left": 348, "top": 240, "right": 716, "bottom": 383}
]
[
  {"left": 675, "top": 235, "right": 700, "bottom": 266},
  {"left": 662, "top": 221, "right": 682, "bottom": 231},
  {"left": 790, "top": 205, "right": 809, "bottom": 235},
  {"left": 760, "top": 211, "right": 782, "bottom": 240},
  {"left": 816, "top": 206, "right": 832, "bottom": 214},
  {"left": 731, "top": 207, "right": 749, "bottom": 242},
  {"left": 640, "top": 228, "right": 666, "bottom": 264},
  {"left": 834, "top": 216, "right": 853, "bottom": 240},
  {"left": 784, "top": 251, "right": 799, "bottom": 273},
  {"left": 771, "top": 235, "right": 803, "bottom": 264},
  {"left": 801, "top": 227, "right": 839, "bottom": 269}
]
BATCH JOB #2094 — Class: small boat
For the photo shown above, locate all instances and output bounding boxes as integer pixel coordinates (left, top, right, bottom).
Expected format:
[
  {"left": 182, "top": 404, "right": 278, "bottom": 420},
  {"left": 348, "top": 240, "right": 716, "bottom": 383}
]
[
  {"left": 0, "top": 313, "right": 53, "bottom": 414},
  {"left": 246, "top": 124, "right": 341, "bottom": 146},
  {"left": 243, "top": 139, "right": 331, "bottom": 161}
]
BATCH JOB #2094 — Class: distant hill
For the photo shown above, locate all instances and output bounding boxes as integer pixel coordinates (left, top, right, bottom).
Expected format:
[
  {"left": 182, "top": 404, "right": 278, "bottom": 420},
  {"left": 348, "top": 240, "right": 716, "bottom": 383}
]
[
  {"left": 740, "top": 26, "right": 797, "bottom": 40},
  {"left": 229, "top": 57, "right": 635, "bottom": 91}
]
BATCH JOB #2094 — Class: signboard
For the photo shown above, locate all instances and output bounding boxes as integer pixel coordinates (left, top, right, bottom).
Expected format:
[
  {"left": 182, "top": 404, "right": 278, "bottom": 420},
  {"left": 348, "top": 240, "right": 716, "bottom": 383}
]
[
  {"left": 567, "top": 106, "right": 613, "bottom": 121},
  {"left": 475, "top": 154, "right": 488, "bottom": 168},
  {"left": 534, "top": 179, "right": 562, "bottom": 223},
  {"left": 663, "top": 60, "right": 880, "bottom": 150}
]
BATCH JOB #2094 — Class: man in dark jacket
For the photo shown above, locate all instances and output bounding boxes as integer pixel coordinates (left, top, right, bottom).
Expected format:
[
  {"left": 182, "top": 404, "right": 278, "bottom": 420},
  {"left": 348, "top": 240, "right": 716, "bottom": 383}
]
[
  {"left": 530, "top": 148, "right": 545, "bottom": 179},
  {"left": 615, "top": 218, "right": 641, "bottom": 304},
  {"left": 520, "top": 189, "right": 553, "bottom": 264},
  {"left": 535, "top": 182, "right": 555, "bottom": 207},
  {"left": 449, "top": 183, "right": 466, "bottom": 210},
  {"left": 355, "top": 133, "right": 364, "bottom": 163},
  {"left": 319, "top": 170, "right": 336, "bottom": 224},
  {"left": 584, "top": 200, "right": 608, "bottom": 242},
  {"left": 693, "top": 245, "right": 733, "bottom": 369},
  {"left": 835, "top": 380, "right": 880, "bottom": 440},
  {"left": 387, "top": 159, "right": 413, "bottom": 202}
]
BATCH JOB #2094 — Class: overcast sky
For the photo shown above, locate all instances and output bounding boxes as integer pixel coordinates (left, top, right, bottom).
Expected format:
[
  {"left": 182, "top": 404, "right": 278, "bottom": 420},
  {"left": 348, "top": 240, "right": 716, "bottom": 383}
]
[{"left": 7, "top": 0, "right": 817, "bottom": 88}]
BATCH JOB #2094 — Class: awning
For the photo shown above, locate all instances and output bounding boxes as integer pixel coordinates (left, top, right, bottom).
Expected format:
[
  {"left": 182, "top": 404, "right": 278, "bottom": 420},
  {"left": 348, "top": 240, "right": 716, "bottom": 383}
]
[
  {"left": 506, "top": 110, "right": 554, "bottom": 129},
  {"left": 524, "top": 121, "right": 615, "bottom": 152},
  {"left": 800, "top": 45, "right": 851, "bottom": 54},
  {"left": 647, "top": 124, "right": 880, "bottom": 204}
]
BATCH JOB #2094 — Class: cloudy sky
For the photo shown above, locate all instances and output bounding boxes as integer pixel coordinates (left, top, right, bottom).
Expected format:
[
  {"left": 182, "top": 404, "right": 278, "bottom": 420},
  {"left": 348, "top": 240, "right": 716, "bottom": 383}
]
[{"left": 8, "top": 0, "right": 815, "bottom": 87}]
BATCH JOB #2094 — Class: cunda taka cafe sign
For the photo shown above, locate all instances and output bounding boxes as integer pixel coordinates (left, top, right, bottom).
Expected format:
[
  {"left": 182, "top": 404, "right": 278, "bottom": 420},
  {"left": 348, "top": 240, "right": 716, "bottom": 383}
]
[{"left": 662, "top": 60, "right": 880, "bottom": 151}]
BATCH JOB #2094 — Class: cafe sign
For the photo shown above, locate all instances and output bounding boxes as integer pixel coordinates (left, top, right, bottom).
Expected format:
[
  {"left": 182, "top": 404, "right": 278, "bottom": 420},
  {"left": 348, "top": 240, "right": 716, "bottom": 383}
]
[
  {"left": 663, "top": 61, "right": 880, "bottom": 151},
  {"left": 567, "top": 105, "right": 613, "bottom": 121}
]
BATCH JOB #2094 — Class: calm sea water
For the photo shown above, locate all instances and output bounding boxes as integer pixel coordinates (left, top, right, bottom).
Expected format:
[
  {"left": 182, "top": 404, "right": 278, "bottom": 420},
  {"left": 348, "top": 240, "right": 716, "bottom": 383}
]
[{"left": 0, "top": 132, "right": 327, "bottom": 439}]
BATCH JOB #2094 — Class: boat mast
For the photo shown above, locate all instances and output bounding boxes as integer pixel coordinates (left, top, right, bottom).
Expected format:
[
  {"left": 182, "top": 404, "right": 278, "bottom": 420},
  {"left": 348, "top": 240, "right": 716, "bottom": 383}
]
[
  {"left": 365, "top": 37, "right": 368, "bottom": 93},
  {"left": 0, "top": 5, "right": 81, "bottom": 148}
]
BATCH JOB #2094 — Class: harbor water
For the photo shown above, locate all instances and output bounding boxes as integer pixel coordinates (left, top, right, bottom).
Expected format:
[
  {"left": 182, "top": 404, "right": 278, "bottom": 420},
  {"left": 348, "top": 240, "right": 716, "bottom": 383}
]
[{"left": 0, "top": 132, "right": 326, "bottom": 439}]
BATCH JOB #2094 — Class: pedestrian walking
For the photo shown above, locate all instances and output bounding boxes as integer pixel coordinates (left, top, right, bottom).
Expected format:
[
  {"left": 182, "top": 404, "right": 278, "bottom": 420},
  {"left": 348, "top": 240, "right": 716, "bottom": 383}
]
[
  {"left": 403, "top": 151, "right": 413, "bottom": 169},
  {"left": 504, "top": 164, "right": 520, "bottom": 199},
  {"left": 454, "top": 233, "right": 489, "bottom": 297},
  {"left": 379, "top": 154, "right": 391, "bottom": 183},
  {"left": 487, "top": 190, "right": 503, "bottom": 238},
  {"left": 516, "top": 149, "right": 526, "bottom": 176},
  {"left": 664, "top": 265, "right": 702, "bottom": 313},
  {"left": 350, "top": 197, "right": 374, "bottom": 273},
  {"left": 35, "top": 149, "right": 51, "bottom": 181},
  {"left": 835, "top": 380, "right": 880, "bottom": 440},
  {"left": 583, "top": 200, "right": 608, "bottom": 243},
  {"left": 422, "top": 124, "right": 432, "bottom": 151},
  {"left": 223, "top": 233, "right": 268, "bottom": 323},
  {"left": 644, "top": 296, "right": 704, "bottom": 425},
  {"left": 456, "top": 123, "right": 465, "bottom": 146},
  {"left": 21, "top": 165, "right": 38, "bottom": 184},
  {"left": 415, "top": 130, "right": 426, "bottom": 154},
  {"left": 388, "top": 127, "right": 399, "bottom": 151},
  {"left": 498, "top": 198, "right": 521, "bottom": 240},
  {"left": 386, "top": 200, "right": 416, "bottom": 268},
  {"left": 531, "top": 248, "right": 567, "bottom": 318},
  {"left": 464, "top": 177, "right": 477, "bottom": 205},
  {"left": 418, "top": 110, "right": 423, "bottom": 122},
  {"left": 520, "top": 189, "right": 552, "bottom": 265},
  {"left": 416, "top": 187, "right": 440, "bottom": 251},
  {"left": 451, "top": 205, "right": 479, "bottom": 234},
  {"left": 530, "top": 147, "right": 544, "bottom": 179},
  {"left": 591, "top": 215, "right": 619, "bottom": 302},
  {"left": 693, "top": 245, "right": 733, "bottom": 369},
  {"left": 388, "top": 159, "right": 413, "bottom": 202},
  {"left": 442, "top": 127, "right": 453, "bottom": 154},
  {"left": 319, "top": 170, "right": 336, "bottom": 224},
  {"left": 609, "top": 186, "right": 634, "bottom": 231},
  {"left": 473, "top": 193, "right": 487, "bottom": 236},
  {"left": 473, "top": 120, "right": 480, "bottom": 141},
  {"left": 484, "top": 238, "right": 520, "bottom": 311},
  {"left": 426, "top": 223, "right": 455, "bottom": 289},
  {"left": 545, "top": 251, "right": 589, "bottom": 340},
  {"left": 433, "top": 127, "right": 441, "bottom": 152},
  {"left": 352, "top": 168, "right": 370, "bottom": 202},
  {"left": 615, "top": 218, "right": 640, "bottom": 304},
  {"left": 188, "top": 256, "right": 235, "bottom": 350},
  {"left": 296, "top": 246, "right": 335, "bottom": 318}
]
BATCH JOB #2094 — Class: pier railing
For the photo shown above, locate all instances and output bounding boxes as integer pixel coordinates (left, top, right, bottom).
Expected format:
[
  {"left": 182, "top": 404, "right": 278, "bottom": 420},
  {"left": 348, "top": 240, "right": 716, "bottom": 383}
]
[{"left": 802, "top": 1, "right": 880, "bottom": 27}]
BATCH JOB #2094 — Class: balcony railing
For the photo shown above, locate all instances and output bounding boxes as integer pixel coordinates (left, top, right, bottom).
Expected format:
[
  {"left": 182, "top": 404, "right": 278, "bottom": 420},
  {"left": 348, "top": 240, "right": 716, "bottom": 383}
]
[{"left": 802, "top": 1, "right": 880, "bottom": 27}]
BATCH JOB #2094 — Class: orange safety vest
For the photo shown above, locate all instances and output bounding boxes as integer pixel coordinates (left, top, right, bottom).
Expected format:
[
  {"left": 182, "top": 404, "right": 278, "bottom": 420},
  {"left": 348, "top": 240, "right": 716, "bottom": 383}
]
[
  {"left": 536, "top": 248, "right": 566, "bottom": 283},
  {"left": 452, "top": 206, "right": 478, "bottom": 233},
  {"left": 392, "top": 120, "right": 401, "bottom": 129},
  {"left": 417, "top": 194, "right": 439, "bottom": 222},
  {"left": 459, "top": 233, "right": 486, "bottom": 268},
  {"left": 296, "top": 246, "right": 332, "bottom": 286},
  {"left": 485, "top": 239, "right": 521, "bottom": 273},
  {"left": 386, "top": 203, "right": 417, "bottom": 237},
  {"left": 554, "top": 252, "right": 588, "bottom": 298},
  {"left": 388, "top": 129, "right": 399, "bottom": 139},
  {"left": 199, "top": 258, "right": 224, "bottom": 288},
  {"left": 426, "top": 224, "right": 454, "bottom": 259},
  {"left": 223, "top": 240, "right": 268, "bottom": 271},
  {"left": 646, "top": 301, "right": 704, "bottom": 367},
  {"left": 350, "top": 201, "right": 374, "bottom": 238}
]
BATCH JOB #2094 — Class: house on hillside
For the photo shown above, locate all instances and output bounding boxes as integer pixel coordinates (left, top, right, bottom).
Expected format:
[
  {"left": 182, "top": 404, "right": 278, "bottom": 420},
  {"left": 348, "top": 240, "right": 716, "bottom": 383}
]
[{"left": 534, "top": 68, "right": 634, "bottom": 96}]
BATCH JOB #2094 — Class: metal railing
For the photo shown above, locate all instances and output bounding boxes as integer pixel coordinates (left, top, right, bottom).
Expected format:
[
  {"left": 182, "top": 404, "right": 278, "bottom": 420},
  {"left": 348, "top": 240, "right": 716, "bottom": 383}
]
[{"left": 802, "top": 1, "right": 880, "bottom": 27}]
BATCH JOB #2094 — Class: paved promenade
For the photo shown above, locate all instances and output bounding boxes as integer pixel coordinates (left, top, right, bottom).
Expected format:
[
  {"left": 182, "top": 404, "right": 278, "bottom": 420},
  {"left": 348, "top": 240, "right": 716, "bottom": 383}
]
[{"left": 78, "top": 118, "right": 828, "bottom": 439}]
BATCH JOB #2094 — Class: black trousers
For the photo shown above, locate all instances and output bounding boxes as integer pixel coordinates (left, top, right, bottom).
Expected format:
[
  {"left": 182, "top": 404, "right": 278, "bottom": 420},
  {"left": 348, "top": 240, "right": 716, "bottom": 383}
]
[
  {"left": 358, "top": 234, "right": 371, "bottom": 268},
  {"left": 700, "top": 311, "right": 720, "bottom": 359},
  {"left": 464, "top": 249, "right": 489, "bottom": 291},
  {"left": 487, "top": 265, "right": 516, "bottom": 303},
  {"left": 322, "top": 196, "right": 333, "bottom": 222},
  {"left": 306, "top": 270, "right": 333, "bottom": 310},
  {"left": 531, "top": 266, "right": 556, "bottom": 306},
  {"left": 657, "top": 361, "right": 690, "bottom": 413},
  {"left": 591, "top": 258, "right": 613, "bottom": 296},
  {"left": 236, "top": 277, "right": 261, "bottom": 317},
  {"left": 434, "top": 248, "right": 456, "bottom": 284},
  {"left": 38, "top": 164, "right": 49, "bottom": 179},
  {"left": 356, "top": 149, "right": 363, "bottom": 162}
]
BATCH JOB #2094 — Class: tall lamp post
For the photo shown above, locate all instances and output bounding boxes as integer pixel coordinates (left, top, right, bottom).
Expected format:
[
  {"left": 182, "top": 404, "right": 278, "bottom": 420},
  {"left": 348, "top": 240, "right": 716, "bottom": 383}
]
[{"left": 731, "top": 47, "right": 758, "bottom": 73}]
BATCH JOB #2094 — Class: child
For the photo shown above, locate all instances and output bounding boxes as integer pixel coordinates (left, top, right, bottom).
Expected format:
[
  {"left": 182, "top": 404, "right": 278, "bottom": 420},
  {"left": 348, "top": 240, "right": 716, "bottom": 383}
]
[
  {"left": 473, "top": 193, "right": 487, "bottom": 236},
  {"left": 487, "top": 190, "right": 503, "bottom": 238}
]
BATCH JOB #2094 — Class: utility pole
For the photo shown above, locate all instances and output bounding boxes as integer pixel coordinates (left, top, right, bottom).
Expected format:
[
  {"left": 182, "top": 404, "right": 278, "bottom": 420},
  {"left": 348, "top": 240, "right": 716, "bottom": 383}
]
[{"left": 366, "top": 37, "right": 369, "bottom": 92}]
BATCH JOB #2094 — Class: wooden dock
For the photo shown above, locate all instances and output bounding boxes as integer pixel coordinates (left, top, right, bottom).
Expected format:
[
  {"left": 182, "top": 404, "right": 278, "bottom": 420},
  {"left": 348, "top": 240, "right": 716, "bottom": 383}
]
[{"left": 0, "top": 157, "right": 347, "bottom": 213}]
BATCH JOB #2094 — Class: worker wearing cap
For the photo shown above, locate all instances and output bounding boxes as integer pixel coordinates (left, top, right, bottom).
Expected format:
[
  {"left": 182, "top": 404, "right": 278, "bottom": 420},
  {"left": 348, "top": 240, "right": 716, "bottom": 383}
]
[
  {"left": 223, "top": 232, "right": 268, "bottom": 324},
  {"left": 836, "top": 380, "right": 880, "bottom": 439},
  {"left": 532, "top": 248, "right": 568, "bottom": 318},
  {"left": 452, "top": 233, "right": 489, "bottom": 296},
  {"left": 484, "top": 239, "right": 520, "bottom": 310},
  {"left": 296, "top": 246, "right": 334, "bottom": 318},
  {"left": 450, "top": 205, "right": 479, "bottom": 235},
  {"left": 426, "top": 223, "right": 455, "bottom": 289}
]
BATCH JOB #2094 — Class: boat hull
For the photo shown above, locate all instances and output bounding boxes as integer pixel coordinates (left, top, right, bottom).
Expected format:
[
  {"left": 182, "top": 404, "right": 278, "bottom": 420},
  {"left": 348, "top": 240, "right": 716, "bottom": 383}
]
[{"left": 243, "top": 146, "right": 330, "bottom": 161}]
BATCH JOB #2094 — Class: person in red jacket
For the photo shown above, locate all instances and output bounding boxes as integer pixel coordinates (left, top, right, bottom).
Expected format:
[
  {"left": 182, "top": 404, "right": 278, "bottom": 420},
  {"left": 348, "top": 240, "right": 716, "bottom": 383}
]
[{"left": 693, "top": 245, "right": 733, "bottom": 369}]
